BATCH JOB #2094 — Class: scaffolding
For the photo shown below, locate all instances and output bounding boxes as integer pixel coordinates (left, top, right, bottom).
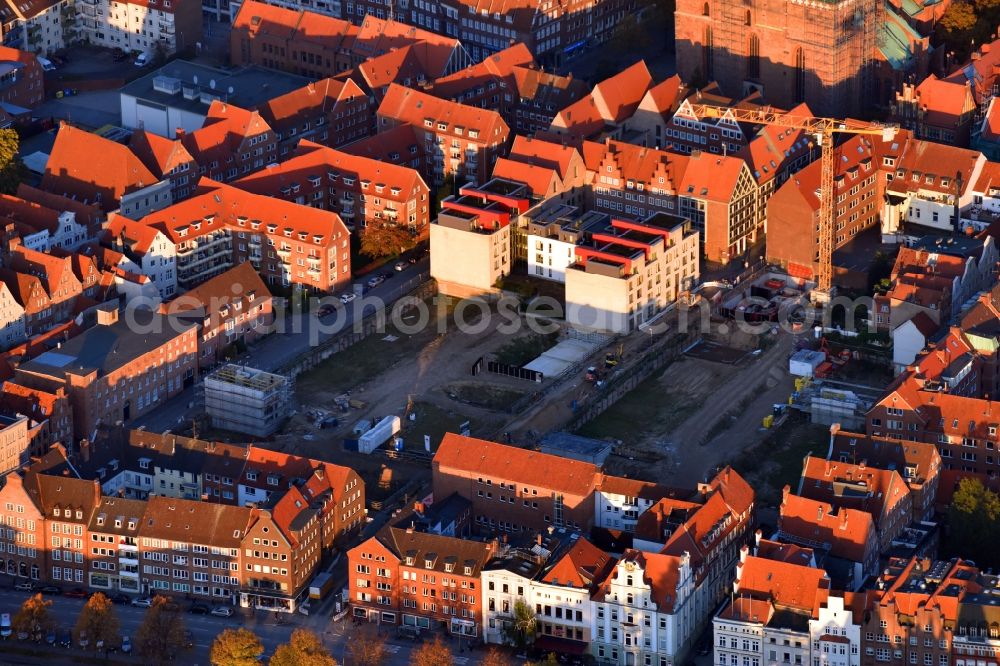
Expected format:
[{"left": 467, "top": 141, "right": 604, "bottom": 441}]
[{"left": 204, "top": 364, "right": 294, "bottom": 437}]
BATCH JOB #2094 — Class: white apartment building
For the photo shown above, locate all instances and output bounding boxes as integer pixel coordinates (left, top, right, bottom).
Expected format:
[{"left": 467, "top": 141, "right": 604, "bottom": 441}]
[
  {"left": 591, "top": 550, "right": 696, "bottom": 666},
  {"left": 566, "top": 213, "right": 700, "bottom": 334},
  {"left": 524, "top": 203, "right": 608, "bottom": 284},
  {"left": 483, "top": 534, "right": 610, "bottom": 656},
  {"left": 809, "top": 595, "right": 861, "bottom": 666}
]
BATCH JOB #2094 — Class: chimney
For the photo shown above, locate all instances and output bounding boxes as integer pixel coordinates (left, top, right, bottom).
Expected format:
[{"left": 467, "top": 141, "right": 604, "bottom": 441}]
[
  {"left": 406, "top": 523, "right": 414, "bottom": 534},
  {"left": 536, "top": 533, "right": 543, "bottom": 546},
  {"left": 413, "top": 501, "right": 425, "bottom": 515},
  {"left": 175, "top": 128, "right": 185, "bottom": 138},
  {"left": 96, "top": 305, "right": 119, "bottom": 326},
  {"left": 781, "top": 484, "right": 791, "bottom": 506},
  {"left": 79, "top": 438, "right": 90, "bottom": 463},
  {"left": 754, "top": 528, "right": 762, "bottom": 550},
  {"left": 739, "top": 544, "right": 749, "bottom": 563}
]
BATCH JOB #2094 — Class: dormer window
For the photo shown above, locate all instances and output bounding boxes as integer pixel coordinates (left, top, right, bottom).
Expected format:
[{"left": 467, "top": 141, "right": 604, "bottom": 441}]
[
  {"left": 76, "top": 510, "right": 82, "bottom": 519},
  {"left": 53, "top": 508, "right": 60, "bottom": 517},
  {"left": 96, "top": 515, "right": 105, "bottom": 526},
  {"left": 464, "top": 566, "right": 473, "bottom": 575},
  {"left": 425, "top": 559, "right": 434, "bottom": 568}
]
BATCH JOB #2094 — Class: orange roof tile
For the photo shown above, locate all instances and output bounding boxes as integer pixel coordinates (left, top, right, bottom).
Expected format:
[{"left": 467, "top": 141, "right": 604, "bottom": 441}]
[
  {"left": 42, "top": 124, "right": 158, "bottom": 210},
  {"left": 257, "top": 77, "right": 368, "bottom": 135},
  {"left": 128, "top": 130, "right": 195, "bottom": 179},
  {"left": 16, "top": 184, "right": 104, "bottom": 231},
  {"left": 508, "top": 135, "right": 582, "bottom": 182},
  {"left": 139, "top": 178, "right": 348, "bottom": 246},
  {"left": 779, "top": 490, "right": 875, "bottom": 563},
  {"left": 491, "top": 158, "right": 560, "bottom": 197},
  {"left": 737, "top": 554, "right": 830, "bottom": 613},
  {"left": 434, "top": 433, "right": 600, "bottom": 498},
  {"left": 798, "top": 456, "right": 910, "bottom": 530},
  {"left": 377, "top": 83, "right": 509, "bottom": 145},
  {"left": 235, "top": 140, "right": 426, "bottom": 203},
  {"left": 550, "top": 61, "right": 653, "bottom": 138},
  {"left": 905, "top": 74, "right": 974, "bottom": 128},
  {"left": 541, "top": 537, "right": 614, "bottom": 588},
  {"left": 428, "top": 43, "right": 535, "bottom": 101},
  {"left": 595, "top": 549, "right": 684, "bottom": 612}
]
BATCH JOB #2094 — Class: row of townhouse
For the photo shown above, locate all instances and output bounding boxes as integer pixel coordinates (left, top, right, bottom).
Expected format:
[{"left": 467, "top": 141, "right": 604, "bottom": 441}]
[
  {"left": 229, "top": 1, "right": 467, "bottom": 79},
  {"left": 0, "top": 0, "right": 200, "bottom": 57},
  {"left": 0, "top": 450, "right": 323, "bottom": 611},
  {"left": 713, "top": 551, "right": 1000, "bottom": 666},
  {"left": 347, "top": 431, "right": 754, "bottom": 664},
  {"left": 64, "top": 427, "right": 365, "bottom": 554},
  {"left": 237, "top": 0, "right": 633, "bottom": 67}
]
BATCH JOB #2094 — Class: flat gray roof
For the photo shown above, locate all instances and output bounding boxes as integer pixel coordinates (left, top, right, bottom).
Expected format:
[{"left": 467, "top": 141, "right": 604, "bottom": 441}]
[
  {"left": 21, "top": 309, "right": 195, "bottom": 379},
  {"left": 120, "top": 61, "right": 311, "bottom": 115}
]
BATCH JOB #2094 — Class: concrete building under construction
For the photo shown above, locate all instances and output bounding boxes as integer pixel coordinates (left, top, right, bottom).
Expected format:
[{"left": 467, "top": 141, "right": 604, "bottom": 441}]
[
  {"left": 204, "top": 364, "right": 293, "bottom": 437},
  {"left": 674, "top": 0, "right": 883, "bottom": 117}
]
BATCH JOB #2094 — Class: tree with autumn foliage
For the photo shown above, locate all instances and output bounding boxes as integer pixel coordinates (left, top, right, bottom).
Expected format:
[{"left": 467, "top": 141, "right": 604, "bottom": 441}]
[
  {"left": 210, "top": 627, "right": 264, "bottom": 666},
  {"left": 268, "top": 628, "right": 336, "bottom": 666},
  {"left": 936, "top": 0, "right": 1000, "bottom": 61},
  {"left": 74, "top": 592, "right": 121, "bottom": 652},
  {"left": 11, "top": 593, "right": 55, "bottom": 641},
  {"left": 360, "top": 224, "right": 414, "bottom": 258},
  {"left": 480, "top": 646, "right": 512, "bottom": 666},
  {"left": 347, "top": 623, "right": 387, "bottom": 666},
  {"left": 135, "top": 596, "right": 187, "bottom": 666},
  {"left": 0, "top": 129, "right": 25, "bottom": 195},
  {"left": 408, "top": 636, "right": 453, "bottom": 666}
]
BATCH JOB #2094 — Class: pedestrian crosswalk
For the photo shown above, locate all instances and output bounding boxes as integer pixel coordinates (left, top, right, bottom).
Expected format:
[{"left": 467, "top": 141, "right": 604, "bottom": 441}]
[
  {"left": 384, "top": 644, "right": 402, "bottom": 653},
  {"left": 453, "top": 656, "right": 469, "bottom": 665}
]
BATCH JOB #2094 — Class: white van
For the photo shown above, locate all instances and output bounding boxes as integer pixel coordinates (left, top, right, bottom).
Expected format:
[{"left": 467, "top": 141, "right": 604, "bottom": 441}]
[
  {"left": 36, "top": 56, "right": 55, "bottom": 72},
  {"left": 134, "top": 52, "right": 149, "bottom": 67},
  {"left": 0, "top": 613, "right": 11, "bottom": 638}
]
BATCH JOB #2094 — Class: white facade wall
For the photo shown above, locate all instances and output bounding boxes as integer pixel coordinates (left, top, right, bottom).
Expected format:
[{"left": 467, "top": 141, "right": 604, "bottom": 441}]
[{"left": 527, "top": 233, "right": 576, "bottom": 283}]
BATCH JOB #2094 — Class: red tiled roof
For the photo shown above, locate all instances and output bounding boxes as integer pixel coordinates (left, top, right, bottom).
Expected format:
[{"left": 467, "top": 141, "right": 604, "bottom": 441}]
[
  {"left": 595, "top": 549, "right": 684, "bottom": 612},
  {"left": 737, "top": 554, "right": 830, "bottom": 613},
  {"left": 904, "top": 75, "right": 974, "bottom": 128},
  {"left": 739, "top": 102, "right": 813, "bottom": 185},
  {"left": 541, "top": 536, "right": 614, "bottom": 588},
  {"left": 181, "top": 100, "right": 272, "bottom": 167},
  {"left": 798, "top": 456, "right": 910, "bottom": 530},
  {"left": 42, "top": 124, "right": 158, "bottom": 210},
  {"left": 16, "top": 184, "right": 104, "bottom": 231},
  {"left": 129, "top": 130, "right": 194, "bottom": 179},
  {"left": 508, "top": 135, "right": 582, "bottom": 182},
  {"left": 340, "top": 124, "right": 425, "bottom": 165},
  {"left": 754, "top": 538, "right": 815, "bottom": 567},
  {"left": 434, "top": 433, "right": 600, "bottom": 498},
  {"left": 428, "top": 43, "right": 534, "bottom": 100},
  {"left": 491, "top": 158, "right": 560, "bottom": 197},
  {"left": 377, "top": 83, "right": 509, "bottom": 145},
  {"left": 257, "top": 77, "right": 368, "bottom": 134},
  {"left": 139, "top": 178, "right": 348, "bottom": 245},
  {"left": 779, "top": 490, "right": 875, "bottom": 563},
  {"left": 679, "top": 151, "right": 750, "bottom": 202},
  {"left": 164, "top": 262, "right": 268, "bottom": 317},
  {"left": 235, "top": 140, "right": 426, "bottom": 203},
  {"left": 105, "top": 213, "right": 165, "bottom": 256},
  {"left": 982, "top": 98, "right": 1000, "bottom": 142},
  {"left": 550, "top": 61, "right": 653, "bottom": 138},
  {"left": 890, "top": 137, "right": 981, "bottom": 197},
  {"left": 0, "top": 193, "right": 61, "bottom": 235}
]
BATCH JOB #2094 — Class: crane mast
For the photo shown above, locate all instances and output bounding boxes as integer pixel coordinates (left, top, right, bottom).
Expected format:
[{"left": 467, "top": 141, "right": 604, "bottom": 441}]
[{"left": 685, "top": 104, "right": 897, "bottom": 298}]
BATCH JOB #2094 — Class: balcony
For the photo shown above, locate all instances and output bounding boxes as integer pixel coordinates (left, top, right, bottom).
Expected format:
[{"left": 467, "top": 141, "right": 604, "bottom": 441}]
[
  {"left": 339, "top": 196, "right": 355, "bottom": 208},
  {"left": 158, "top": 21, "right": 174, "bottom": 34},
  {"left": 119, "top": 553, "right": 139, "bottom": 565}
]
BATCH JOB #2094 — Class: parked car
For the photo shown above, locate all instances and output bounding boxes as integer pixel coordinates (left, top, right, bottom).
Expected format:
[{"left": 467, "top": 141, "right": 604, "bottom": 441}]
[
  {"left": 366, "top": 275, "right": 384, "bottom": 288},
  {"left": 210, "top": 606, "right": 234, "bottom": 618},
  {"left": 1, "top": 613, "right": 11, "bottom": 638},
  {"left": 397, "top": 625, "right": 421, "bottom": 641},
  {"left": 39, "top": 585, "right": 61, "bottom": 595},
  {"left": 394, "top": 260, "right": 408, "bottom": 271},
  {"left": 339, "top": 292, "right": 357, "bottom": 304},
  {"left": 110, "top": 593, "right": 131, "bottom": 605},
  {"left": 134, "top": 52, "right": 149, "bottom": 67},
  {"left": 64, "top": 588, "right": 88, "bottom": 599},
  {"left": 13, "top": 581, "right": 33, "bottom": 591},
  {"left": 130, "top": 597, "right": 152, "bottom": 608},
  {"left": 45, "top": 631, "right": 56, "bottom": 646},
  {"left": 121, "top": 636, "right": 132, "bottom": 654},
  {"left": 188, "top": 603, "right": 210, "bottom": 615}
]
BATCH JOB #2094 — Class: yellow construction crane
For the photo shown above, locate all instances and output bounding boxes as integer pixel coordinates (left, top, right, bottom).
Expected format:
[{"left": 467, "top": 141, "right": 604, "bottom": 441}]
[{"left": 686, "top": 104, "right": 897, "bottom": 298}]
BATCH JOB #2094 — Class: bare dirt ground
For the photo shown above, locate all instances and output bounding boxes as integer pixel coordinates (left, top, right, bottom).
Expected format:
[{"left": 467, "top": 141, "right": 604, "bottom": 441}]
[{"left": 599, "top": 330, "right": 798, "bottom": 486}]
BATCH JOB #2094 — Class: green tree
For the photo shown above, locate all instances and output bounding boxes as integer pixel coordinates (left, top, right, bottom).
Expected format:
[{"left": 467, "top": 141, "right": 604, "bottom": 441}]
[
  {"left": 135, "top": 596, "right": 187, "bottom": 666},
  {"left": 211, "top": 627, "right": 264, "bottom": 666},
  {"left": 74, "top": 592, "right": 121, "bottom": 652},
  {"left": 501, "top": 598, "right": 537, "bottom": 649},
  {"left": 409, "top": 636, "right": 452, "bottom": 666},
  {"left": 269, "top": 629, "right": 336, "bottom": 666},
  {"left": 948, "top": 478, "right": 1000, "bottom": 568},
  {"left": 525, "top": 654, "right": 560, "bottom": 666},
  {"left": 347, "top": 623, "right": 387, "bottom": 666},
  {"left": 12, "top": 593, "right": 55, "bottom": 641},
  {"left": 359, "top": 224, "right": 414, "bottom": 258},
  {"left": 0, "top": 129, "right": 25, "bottom": 195}
]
